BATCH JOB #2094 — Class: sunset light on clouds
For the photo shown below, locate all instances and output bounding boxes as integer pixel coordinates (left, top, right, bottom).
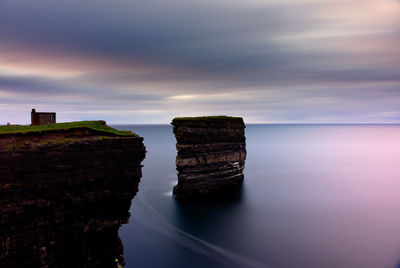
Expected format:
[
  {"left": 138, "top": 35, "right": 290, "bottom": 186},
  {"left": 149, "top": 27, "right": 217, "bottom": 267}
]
[{"left": 1, "top": 0, "right": 400, "bottom": 124}]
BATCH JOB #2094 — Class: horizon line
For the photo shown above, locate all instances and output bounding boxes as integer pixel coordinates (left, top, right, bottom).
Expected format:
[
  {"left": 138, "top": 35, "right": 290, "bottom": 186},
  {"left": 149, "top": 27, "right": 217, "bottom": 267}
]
[{"left": 109, "top": 122, "right": 400, "bottom": 126}]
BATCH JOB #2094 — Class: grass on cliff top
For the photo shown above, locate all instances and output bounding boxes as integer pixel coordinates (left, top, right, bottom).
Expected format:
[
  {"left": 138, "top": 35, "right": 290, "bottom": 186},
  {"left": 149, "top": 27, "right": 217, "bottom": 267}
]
[
  {"left": 172, "top": 116, "right": 243, "bottom": 123},
  {"left": 0, "top": 121, "right": 137, "bottom": 136}
]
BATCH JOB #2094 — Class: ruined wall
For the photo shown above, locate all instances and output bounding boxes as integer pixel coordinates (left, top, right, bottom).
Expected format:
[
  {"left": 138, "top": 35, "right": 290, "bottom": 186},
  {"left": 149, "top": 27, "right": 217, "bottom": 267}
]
[
  {"left": 0, "top": 129, "right": 146, "bottom": 267},
  {"left": 171, "top": 116, "right": 246, "bottom": 199},
  {"left": 31, "top": 110, "right": 56, "bottom": 125}
]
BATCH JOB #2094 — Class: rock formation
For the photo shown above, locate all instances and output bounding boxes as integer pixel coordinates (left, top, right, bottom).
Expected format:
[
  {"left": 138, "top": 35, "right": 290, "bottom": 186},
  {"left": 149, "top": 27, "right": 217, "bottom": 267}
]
[
  {"left": 0, "top": 126, "right": 146, "bottom": 267},
  {"left": 171, "top": 116, "right": 246, "bottom": 199}
]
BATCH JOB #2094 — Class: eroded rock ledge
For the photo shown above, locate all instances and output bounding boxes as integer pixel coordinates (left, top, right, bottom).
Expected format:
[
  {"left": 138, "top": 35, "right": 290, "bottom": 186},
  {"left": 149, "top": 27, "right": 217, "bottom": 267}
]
[
  {"left": 172, "top": 116, "right": 246, "bottom": 199},
  {"left": 0, "top": 125, "right": 146, "bottom": 267}
]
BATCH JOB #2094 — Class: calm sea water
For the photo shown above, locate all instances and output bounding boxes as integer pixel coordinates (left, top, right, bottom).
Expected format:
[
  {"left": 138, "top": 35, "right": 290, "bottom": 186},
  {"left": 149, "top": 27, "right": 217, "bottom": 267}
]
[{"left": 113, "top": 124, "right": 400, "bottom": 268}]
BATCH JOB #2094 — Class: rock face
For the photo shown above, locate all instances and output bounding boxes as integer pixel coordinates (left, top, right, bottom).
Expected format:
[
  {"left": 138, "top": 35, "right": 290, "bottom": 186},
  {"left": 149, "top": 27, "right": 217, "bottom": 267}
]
[
  {"left": 171, "top": 116, "right": 246, "bottom": 199},
  {"left": 0, "top": 128, "right": 146, "bottom": 267}
]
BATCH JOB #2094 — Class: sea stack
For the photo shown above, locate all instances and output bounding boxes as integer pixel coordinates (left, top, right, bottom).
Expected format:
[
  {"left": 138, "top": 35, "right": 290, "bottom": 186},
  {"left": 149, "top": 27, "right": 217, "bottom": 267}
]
[{"left": 171, "top": 116, "right": 246, "bottom": 199}]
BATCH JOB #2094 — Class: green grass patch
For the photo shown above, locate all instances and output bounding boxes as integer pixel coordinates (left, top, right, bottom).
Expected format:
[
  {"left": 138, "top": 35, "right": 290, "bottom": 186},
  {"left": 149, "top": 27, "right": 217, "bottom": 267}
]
[
  {"left": 0, "top": 121, "right": 137, "bottom": 136},
  {"left": 172, "top": 116, "right": 243, "bottom": 123}
]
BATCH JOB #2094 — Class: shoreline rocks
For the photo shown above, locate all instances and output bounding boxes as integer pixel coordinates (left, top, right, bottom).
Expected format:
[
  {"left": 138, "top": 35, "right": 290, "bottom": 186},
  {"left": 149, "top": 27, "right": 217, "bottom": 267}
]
[{"left": 171, "top": 116, "right": 246, "bottom": 199}]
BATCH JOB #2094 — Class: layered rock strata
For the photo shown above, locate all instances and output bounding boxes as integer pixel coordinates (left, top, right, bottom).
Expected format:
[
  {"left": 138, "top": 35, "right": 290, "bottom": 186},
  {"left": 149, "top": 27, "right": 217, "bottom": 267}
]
[
  {"left": 0, "top": 127, "right": 146, "bottom": 267},
  {"left": 172, "top": 116, "right": 246, "bottom": 199}
]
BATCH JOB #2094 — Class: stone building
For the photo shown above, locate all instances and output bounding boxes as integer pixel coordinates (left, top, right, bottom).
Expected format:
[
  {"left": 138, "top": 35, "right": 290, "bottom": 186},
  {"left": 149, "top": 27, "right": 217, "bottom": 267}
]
[{"left": 31, "top": 108, "right": 56, "bottom": 125}]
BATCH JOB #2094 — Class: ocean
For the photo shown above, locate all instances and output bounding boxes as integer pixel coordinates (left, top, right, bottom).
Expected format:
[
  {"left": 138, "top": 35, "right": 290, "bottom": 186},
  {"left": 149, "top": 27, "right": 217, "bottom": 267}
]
[{"left": 113, "top": 124, "right": 400, "bottom": 268}]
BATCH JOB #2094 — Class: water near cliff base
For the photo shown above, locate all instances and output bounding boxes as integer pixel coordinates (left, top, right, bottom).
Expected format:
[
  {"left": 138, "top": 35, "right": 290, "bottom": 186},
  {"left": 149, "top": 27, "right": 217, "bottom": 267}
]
[{"left": 114, "top": 124, "right": 400, "bottom": 268}]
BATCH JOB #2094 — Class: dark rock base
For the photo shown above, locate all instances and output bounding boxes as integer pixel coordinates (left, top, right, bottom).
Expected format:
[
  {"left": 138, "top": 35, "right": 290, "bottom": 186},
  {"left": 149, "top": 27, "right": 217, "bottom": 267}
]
[{"left": 0, "top": 130, "right": 146, "bottom": 267}]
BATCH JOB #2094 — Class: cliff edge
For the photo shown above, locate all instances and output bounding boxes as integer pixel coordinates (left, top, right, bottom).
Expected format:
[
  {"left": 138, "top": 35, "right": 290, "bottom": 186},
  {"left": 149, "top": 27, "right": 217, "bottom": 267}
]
[
  {"left": 171, "top": 116, "right": 246, "bottom": 199},
  {"left": 0, "top": 121, "right": 146, "bottom": 267}
]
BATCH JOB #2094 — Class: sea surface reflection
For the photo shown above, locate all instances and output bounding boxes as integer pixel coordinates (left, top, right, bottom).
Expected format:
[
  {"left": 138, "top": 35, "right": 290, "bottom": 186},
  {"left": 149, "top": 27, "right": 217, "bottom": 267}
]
[{"left": 116, "top": 124, "right": 400, "bottom": 268}]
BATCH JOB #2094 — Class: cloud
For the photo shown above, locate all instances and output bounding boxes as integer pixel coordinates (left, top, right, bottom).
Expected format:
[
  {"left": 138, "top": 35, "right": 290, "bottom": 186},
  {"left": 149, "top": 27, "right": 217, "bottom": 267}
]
[{"left": 1, "top": 0, "right": 400, "bottom": 123}]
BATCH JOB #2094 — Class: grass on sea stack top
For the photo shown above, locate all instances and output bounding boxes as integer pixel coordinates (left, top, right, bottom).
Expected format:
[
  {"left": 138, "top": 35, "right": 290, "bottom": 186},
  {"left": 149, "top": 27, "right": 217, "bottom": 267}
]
[
  {"left": 0, "top": 121, "right": 137, "bottom": 136},
  {"left": 172, "top": 116, "right": 243, "bottom": 124}
]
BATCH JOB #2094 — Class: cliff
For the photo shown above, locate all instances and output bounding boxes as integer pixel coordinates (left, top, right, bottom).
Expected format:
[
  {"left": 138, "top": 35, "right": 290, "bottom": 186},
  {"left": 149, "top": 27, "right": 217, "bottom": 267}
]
[
  {"left": 0, "top": 122, "right": 146, "bottom": 267},
  {"left": 171, "top": 116, "right": 246, "bottom": 199}
]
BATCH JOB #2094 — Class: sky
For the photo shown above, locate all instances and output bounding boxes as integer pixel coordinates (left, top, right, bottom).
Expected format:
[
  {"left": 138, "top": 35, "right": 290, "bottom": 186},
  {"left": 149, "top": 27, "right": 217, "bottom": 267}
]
[{"left": 1, "top": 0, "right": 400, "bottom": 124}]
